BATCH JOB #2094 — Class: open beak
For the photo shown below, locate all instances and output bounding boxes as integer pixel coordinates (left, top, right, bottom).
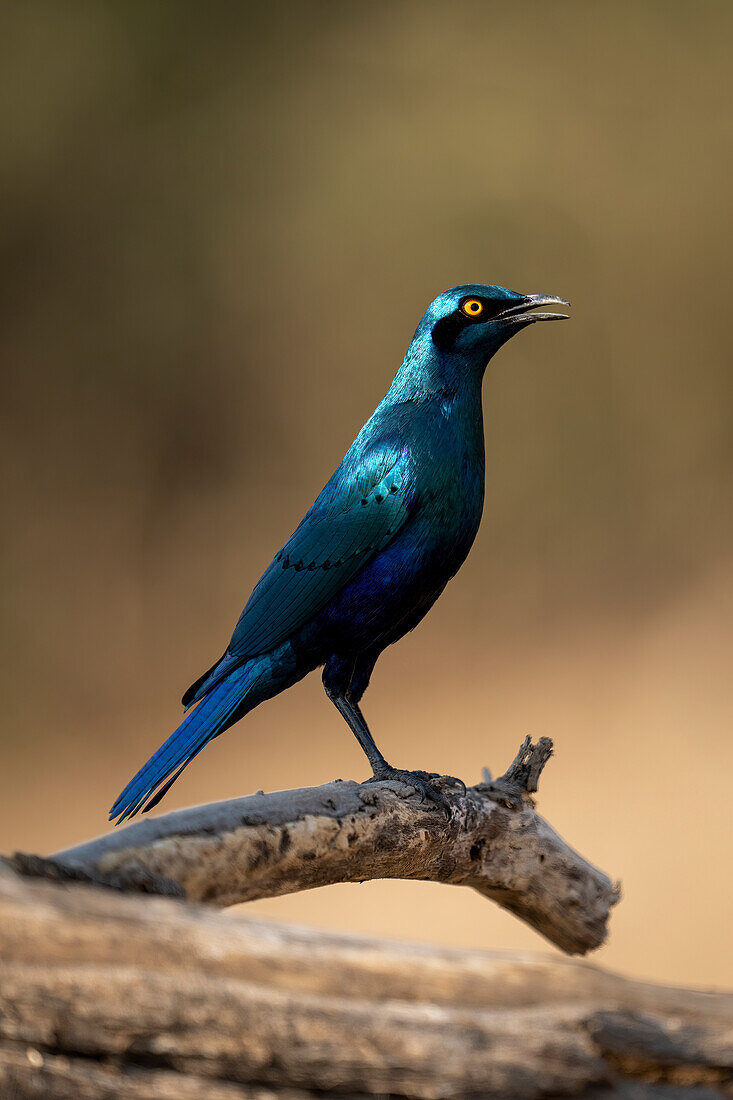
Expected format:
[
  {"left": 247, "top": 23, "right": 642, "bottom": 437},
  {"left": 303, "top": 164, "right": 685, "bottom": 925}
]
[{"left": 498, "top": 294, "right": 571, "bottom": 325}]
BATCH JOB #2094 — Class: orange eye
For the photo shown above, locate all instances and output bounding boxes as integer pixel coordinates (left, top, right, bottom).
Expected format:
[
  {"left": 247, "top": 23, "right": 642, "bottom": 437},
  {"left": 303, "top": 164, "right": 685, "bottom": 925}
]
[{"left": 461, "top": 298, "right": 483, "bottom": 317}]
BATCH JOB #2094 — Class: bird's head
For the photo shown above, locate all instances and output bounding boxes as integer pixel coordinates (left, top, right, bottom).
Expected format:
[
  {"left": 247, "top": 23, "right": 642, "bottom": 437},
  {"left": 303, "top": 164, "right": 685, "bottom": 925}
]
[
  {"left": 427, "top": 283, "right": 569, "bottom": 364},
  {"left": 395, "top": 284, "right": 569, "bottom": 399}
]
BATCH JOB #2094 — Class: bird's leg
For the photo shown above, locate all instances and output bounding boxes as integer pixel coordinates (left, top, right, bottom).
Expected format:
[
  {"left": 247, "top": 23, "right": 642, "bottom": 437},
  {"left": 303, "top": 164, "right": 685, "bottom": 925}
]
[
  {"left": 322, "top": 656, "right": 388, "bottom": 772},
  {"left": 329, "top": 691, "right": 389, "bottom": 774},
  {"left": 322, "top": 656, "right": 452, "bottom": 812},
  {"left": 348, "top": 653, "right": 465, "bottom": 800}
]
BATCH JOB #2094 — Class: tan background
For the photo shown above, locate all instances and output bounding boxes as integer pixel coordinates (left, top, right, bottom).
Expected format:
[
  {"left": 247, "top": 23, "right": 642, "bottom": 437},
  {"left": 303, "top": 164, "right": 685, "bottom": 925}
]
[{"left": 1, "top": 1, "right": 731, "bottom": 988}]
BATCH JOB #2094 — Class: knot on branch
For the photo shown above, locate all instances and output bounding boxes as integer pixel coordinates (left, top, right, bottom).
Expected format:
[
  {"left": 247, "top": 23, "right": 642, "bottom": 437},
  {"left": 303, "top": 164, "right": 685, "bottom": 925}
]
[
  {"left": 480, "top": 736, "right": 553, "bottom": 807},
  {"left": 501, "top": 735, "right": 554, "bottom": 793}
]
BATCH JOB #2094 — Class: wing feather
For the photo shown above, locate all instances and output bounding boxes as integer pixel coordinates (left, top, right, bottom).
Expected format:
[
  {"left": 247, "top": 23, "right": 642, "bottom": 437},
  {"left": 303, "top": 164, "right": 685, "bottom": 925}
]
[{"left": 228, "top": 446, "right": 413, "bottom": 658}]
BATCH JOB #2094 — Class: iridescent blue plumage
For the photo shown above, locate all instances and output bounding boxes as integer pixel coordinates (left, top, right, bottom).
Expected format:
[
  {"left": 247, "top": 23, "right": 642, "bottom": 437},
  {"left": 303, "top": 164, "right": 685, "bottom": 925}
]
[{"left": 110, "top": 284, "right": 569, "bottom": 822}]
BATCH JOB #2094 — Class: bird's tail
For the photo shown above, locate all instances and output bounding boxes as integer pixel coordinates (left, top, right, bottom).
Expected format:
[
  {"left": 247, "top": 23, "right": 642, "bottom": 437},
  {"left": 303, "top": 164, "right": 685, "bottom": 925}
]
[{"left": 109, "top": 647, "right": 299, "bottom": 825}]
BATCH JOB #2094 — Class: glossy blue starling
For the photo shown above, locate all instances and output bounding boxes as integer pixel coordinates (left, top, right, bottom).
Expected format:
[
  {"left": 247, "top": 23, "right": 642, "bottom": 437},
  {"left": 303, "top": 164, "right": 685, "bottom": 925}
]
[{"left": 110, "top": 285, "right": 569, "bottom": 823}]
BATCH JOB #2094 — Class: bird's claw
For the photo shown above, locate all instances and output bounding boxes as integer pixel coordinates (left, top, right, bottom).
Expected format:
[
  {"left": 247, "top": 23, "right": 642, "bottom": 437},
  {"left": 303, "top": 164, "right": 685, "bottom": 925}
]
[{"left": 367, "top": 766, "right": 460, "bottom": 816}]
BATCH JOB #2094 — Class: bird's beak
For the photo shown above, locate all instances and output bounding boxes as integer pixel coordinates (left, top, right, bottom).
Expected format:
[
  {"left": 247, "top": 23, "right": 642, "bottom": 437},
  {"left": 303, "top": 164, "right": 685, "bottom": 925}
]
[{"left": 497, "top": 294, "right": 571, "bottom": 325}]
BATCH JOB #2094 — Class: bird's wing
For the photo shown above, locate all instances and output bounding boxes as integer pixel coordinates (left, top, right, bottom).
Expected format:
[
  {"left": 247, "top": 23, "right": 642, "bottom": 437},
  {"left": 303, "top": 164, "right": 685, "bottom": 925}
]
[{"left": 228, "top": 445, "right": 414, "bottom": 659}]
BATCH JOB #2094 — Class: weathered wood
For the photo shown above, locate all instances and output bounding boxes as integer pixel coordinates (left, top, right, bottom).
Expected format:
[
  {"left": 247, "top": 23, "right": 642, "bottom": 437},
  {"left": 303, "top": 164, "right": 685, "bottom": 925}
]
[
  {"left": 0, "top": 864, "right": 731, "bottom": 1100},
  {"left": 0, "top": 1045, "right": 308, "bottom": 1100},
  {"left": 11, "top": 738, "right": 619, "bottom": 955}
]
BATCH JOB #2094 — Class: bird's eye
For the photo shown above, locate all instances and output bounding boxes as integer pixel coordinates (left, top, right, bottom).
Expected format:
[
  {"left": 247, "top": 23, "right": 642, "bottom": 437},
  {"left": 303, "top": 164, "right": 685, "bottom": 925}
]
[{"left": 461, "top": 298, "right": 484, "bottom": 318}]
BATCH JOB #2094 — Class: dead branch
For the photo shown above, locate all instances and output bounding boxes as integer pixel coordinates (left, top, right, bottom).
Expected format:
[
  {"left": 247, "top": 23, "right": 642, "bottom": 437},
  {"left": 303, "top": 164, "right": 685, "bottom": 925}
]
[
  {"left": 0, "top": 863, "right": 730, "bottom": 1099},
  {"left": 11, "top": 738, "right": 618, "bottom": 955}
]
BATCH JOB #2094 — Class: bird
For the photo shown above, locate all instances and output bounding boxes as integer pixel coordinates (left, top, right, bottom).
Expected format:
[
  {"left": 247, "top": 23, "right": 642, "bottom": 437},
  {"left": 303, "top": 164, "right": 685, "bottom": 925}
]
[{"left": 110, "top": 284, "right": 569, "bottom": 824}]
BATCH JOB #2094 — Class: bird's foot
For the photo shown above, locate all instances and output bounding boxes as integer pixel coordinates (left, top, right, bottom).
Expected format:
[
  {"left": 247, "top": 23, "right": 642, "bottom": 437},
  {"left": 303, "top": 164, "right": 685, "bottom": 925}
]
[{"left": 366, "top": 765, "right": 464, "bottom": 816}]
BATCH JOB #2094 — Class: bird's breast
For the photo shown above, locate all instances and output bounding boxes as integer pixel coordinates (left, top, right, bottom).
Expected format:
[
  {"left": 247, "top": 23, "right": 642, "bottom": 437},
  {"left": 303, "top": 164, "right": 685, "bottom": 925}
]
[{"left": 415, "top": 449, "right": 484, "bottom": 579}]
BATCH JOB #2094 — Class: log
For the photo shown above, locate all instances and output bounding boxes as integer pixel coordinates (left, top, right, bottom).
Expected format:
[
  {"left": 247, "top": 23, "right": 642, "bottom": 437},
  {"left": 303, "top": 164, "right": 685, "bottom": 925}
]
[
  {"left": 0, "top": 862, "right": 731, "bottom": 1099},
  {"left": 10, "top": 738, "right": 619, "bottom": 955}
]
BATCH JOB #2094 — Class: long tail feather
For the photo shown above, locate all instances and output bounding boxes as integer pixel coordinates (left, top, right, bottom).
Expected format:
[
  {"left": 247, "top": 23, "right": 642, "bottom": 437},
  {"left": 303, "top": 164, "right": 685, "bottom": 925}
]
[{"left": 109, "top": 664, "right": 253, "bottom": 825}]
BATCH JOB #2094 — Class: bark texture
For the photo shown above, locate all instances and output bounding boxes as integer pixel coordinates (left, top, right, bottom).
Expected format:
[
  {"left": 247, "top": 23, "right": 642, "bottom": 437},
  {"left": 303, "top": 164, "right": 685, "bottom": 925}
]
[
  {"left": 11, "top": 738, "right": 618, "bottom": 955},
  {"left": 0, "top": 863, "right": 730, "bottom": 1100}
]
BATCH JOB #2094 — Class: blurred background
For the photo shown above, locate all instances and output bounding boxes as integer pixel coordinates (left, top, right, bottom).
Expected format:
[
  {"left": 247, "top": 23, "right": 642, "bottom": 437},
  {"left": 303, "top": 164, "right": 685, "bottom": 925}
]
[{"left": 1, "top": 1, "right": 731, "bottom": 989}]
